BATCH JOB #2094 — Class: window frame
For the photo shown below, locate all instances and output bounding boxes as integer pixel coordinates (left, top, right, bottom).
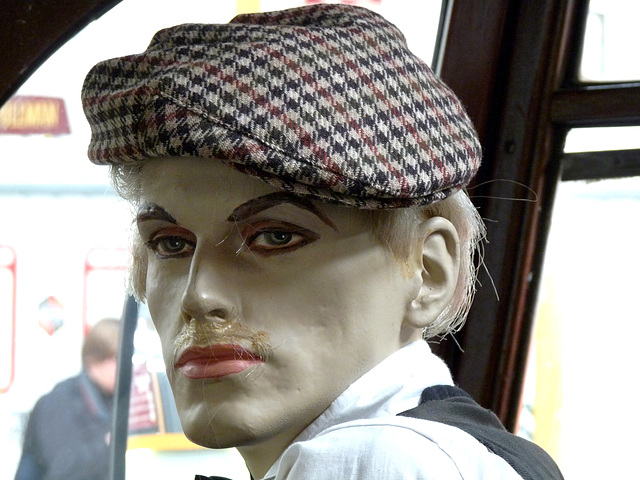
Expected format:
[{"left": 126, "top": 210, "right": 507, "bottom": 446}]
[{"left": 435, "top": 0, "right": 640, "bottom": 430}]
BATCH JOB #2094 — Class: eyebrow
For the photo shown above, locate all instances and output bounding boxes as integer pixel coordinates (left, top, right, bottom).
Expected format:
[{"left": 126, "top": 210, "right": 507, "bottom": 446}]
[
  {"left": 228, "top": 192, "right": 337, "bottom": 230},
  {"left": 136, "top": 203, "right": 178, "bottom": 224}
]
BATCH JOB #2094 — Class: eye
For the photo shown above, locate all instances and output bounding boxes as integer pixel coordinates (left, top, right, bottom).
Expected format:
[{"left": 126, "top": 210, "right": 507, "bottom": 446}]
[
  {"left": 251, "top": 231, "right": 299, "bottom": 249},
  {"left": 145, "top": 233, "right": 195, "bottom": 258},
  {"left": 242, "top": 222, "right": 319, "bottom": 255}
]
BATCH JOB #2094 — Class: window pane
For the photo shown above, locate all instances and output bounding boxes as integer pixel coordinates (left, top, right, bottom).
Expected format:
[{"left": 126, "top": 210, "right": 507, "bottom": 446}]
[
  {"left": 519, "top": 129, "right": 640, "bottom": 477},
  {"left": 565, "top": 126, "right": 640, "bottom": 153},
  {"left": 580, "top": 0, "right": 640, "bottom": 81}
]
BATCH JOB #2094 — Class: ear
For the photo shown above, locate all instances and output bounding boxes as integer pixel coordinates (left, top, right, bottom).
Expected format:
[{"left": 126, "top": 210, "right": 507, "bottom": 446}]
[{"left": 403, "top": 216, "right": 460, "bottom": 329}]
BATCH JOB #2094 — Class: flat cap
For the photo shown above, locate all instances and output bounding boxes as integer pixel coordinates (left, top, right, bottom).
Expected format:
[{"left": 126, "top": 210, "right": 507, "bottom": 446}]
[{"left": 82, "top": 4, "right": 481, "bottom": 208}]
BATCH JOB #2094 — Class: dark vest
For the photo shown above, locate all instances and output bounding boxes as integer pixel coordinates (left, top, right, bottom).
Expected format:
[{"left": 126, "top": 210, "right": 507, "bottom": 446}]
[{"left": 399, "top": 385, "right": 564, "bottom": 480}]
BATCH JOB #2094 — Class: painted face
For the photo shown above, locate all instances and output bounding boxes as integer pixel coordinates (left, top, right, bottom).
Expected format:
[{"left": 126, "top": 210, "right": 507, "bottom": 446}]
[{"left": 137, "top": 157, "right": 423, "bottom": 459}]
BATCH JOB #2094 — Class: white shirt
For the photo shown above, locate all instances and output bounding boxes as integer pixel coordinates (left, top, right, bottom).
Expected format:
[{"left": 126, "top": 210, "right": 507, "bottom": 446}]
[{"left": 262, "top": 341, "right": 523, "bottom": 479}]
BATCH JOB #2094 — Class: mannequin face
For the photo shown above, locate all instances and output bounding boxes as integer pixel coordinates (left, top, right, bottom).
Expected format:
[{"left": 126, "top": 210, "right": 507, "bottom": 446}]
[{"left": 137, "top": 157, "right": 424, "bottom": 458}]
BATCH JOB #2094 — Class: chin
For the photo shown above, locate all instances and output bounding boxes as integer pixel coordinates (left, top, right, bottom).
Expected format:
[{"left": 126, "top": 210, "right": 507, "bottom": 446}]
[
  {"left": 182, "top": 425, "right": 242, "bottom": 450},
  {"left": 176, "top": 398, "right": 267, "bottom": 449}
]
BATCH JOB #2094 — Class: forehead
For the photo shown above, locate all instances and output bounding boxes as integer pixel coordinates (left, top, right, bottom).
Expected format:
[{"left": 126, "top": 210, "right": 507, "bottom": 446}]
[
  {"left": 139, "top": 157, "right": 277, "bottom": 205},
  {"left": 137, "top": 156, "right": 371, "bottom": 229}
]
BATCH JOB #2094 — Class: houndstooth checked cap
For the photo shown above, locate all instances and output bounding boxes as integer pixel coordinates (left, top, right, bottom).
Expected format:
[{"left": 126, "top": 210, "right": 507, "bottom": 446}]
[{"left": 82, "top": 4, "right": 481, "bottom": 209}]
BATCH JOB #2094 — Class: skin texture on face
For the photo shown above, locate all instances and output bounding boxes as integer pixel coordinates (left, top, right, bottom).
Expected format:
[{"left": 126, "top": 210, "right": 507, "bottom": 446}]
[{"left": 137, "top": 157, "right": 432, "bottom": 477}]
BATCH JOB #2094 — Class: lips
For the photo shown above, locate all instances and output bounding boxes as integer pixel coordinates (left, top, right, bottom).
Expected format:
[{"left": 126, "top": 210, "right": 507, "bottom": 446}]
[{"left": 175, "top": 344, "right": 264, "bottom": 379}]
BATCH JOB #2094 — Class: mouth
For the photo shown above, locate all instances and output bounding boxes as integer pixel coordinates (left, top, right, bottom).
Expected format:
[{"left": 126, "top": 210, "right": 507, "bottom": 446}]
[{"left": 174, "top": 344, "right": 265, "bottom": 380}]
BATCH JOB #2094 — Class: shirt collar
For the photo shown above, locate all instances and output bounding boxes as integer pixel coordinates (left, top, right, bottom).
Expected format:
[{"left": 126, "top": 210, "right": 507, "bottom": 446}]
[{"left": 264, "top": 340, "right": 453, "bottom": 478}]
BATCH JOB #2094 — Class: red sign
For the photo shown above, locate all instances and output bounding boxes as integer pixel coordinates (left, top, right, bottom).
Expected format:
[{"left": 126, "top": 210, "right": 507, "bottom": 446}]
[
  {"left": 0, "top": 96, "right": 70, "bottom": 135},
  {"left": 0, "top": 246, "right": 17, "bottom": 394}
]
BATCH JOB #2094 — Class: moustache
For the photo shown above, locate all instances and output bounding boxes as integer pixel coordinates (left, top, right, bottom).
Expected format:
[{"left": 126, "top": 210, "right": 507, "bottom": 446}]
[{"left": 174, "top": 317, "right": 272, "bottom": 361}]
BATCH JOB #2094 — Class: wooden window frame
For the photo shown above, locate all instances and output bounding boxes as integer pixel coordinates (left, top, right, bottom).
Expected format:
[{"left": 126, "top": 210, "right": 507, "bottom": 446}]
[{"left": 436, "top": 0, "right": 640, "bottom": 431}]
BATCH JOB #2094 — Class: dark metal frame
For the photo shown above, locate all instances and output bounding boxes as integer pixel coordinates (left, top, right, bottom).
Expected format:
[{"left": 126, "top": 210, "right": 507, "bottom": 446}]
[{"left": 110, "top": 296, "right": 138, "bottom": 480}]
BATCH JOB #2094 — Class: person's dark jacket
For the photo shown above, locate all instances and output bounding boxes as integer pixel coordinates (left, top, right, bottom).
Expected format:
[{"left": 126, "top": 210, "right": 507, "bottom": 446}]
[{"left": 15, "top": 372, "right": 113, "bottom": 480}]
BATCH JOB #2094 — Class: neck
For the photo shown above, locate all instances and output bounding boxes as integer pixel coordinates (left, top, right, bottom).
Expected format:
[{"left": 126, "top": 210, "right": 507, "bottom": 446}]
[{"left": 237, "top": 428, "right": 303, "bottom": 479}]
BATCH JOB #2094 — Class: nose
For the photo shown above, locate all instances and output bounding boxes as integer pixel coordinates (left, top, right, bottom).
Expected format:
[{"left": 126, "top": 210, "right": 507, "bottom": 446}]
[{"left": 180, "top": 249, "right": 237, "bottom": 324}]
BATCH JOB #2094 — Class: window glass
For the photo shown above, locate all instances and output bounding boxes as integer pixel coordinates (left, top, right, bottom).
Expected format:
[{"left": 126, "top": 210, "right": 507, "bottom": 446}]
[
  {"left": 580, "top": 0, "right": 640, "bottom": 81},
  {"left": 565, "top": 126, "right": 640, "bottom": 152},
  {"left": 519, "top": 128, "right": 640, "bottom": 478},
  {"left": 1, "top": 1, "right": 444, "bottom": 478}
]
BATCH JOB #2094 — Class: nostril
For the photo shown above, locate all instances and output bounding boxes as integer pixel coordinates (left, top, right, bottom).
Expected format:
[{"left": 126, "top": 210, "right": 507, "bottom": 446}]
[
  {"left": 181, "top": 311, "right": 195, "bottom": 324},
  {"left": 208, "top": 308, "right": 228, "bottom": 321}
]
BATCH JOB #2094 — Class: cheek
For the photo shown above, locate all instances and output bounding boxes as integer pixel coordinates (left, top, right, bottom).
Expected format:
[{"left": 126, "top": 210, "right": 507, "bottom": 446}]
[
  {"left": 243, "top": 244, "right": 407, "bottom": 342},
  {"left": 146, "top": 258, "right": 187, "bottom": 308},
  {"left": 145, "top": 261, "right": 188, "bottom": 348}
]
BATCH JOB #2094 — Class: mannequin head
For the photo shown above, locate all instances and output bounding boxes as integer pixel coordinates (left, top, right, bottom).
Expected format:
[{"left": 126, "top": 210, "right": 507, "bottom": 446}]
[
  {"left": 126, "top": 155, "right": 466, "bottom": 470},
  {"left": 82, "top": 4, "right": 485, "bottom": 475}
]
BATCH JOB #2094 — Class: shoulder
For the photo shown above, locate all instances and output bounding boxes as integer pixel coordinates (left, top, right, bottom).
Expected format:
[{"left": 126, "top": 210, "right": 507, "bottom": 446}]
[
  {"left": 275, "top": 417, "right": 523, "bottom": 479},
  {"left": 31, "top": 375, "right": 83, "bottom": 415},
  {"left": 46, "top": 375, "right": 82, "bottom": 398}
]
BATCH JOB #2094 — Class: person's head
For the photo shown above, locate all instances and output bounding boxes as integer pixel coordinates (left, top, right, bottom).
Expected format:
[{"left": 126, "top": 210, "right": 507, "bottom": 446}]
[
  {"left": 82, "top": 318, "right": 120, "bottom": 394},
  {"left": 82, "top": 4, "right": 484, "bottom": 472}
]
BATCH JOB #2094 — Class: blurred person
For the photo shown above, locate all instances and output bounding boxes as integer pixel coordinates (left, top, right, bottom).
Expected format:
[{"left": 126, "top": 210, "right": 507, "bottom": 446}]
[
  {"left": 15, "top": 318, "right": 120, "bottom": 480},
  {"left": 82, "top": 5, "right": 563, "bottom": 479}
]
